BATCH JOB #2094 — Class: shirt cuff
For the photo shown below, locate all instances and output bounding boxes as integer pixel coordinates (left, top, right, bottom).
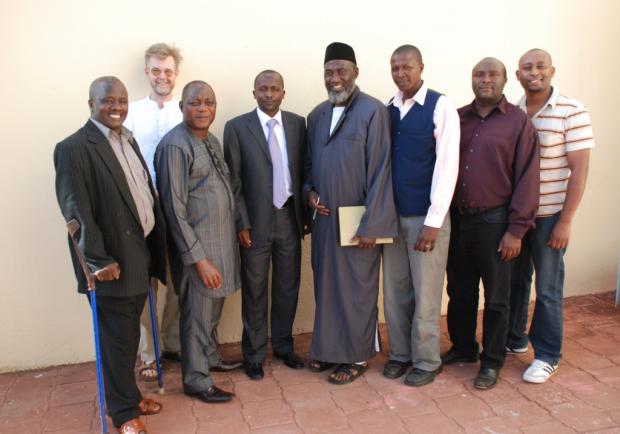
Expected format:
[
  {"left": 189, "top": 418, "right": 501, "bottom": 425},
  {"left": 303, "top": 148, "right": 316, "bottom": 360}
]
[
  {"left": 423, "top": 212, "right": 447, "bottom": 229},
  {"left": 506, "top": 223, "right": 529, "bottom": 239},
  {"left": 181, "top": 243, "right": 206, "bottom": 266}
]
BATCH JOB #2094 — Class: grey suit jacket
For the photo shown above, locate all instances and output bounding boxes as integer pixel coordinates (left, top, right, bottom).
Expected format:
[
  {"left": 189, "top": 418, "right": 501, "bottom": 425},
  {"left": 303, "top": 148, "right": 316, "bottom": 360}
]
[
  {"left": 154, "top": 123, "right": 240, "bottom": 298},
  {"left": 54, "top": 119, "right": 167, "bottom": 297},
  {"left": 223, "top": 110, "right": 307, "bottom": 245}
]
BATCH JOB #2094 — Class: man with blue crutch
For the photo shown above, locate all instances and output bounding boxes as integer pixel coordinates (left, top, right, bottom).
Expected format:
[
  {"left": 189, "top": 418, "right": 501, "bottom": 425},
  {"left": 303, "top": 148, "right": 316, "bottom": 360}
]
[{"left": 55, "top": 76, "right": 167, "bottom": 434}]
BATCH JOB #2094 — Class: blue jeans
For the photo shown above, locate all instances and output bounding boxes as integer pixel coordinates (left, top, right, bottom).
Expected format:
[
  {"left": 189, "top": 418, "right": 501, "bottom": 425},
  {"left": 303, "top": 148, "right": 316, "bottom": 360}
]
[{"left": 507, "top": 212, "right": 565, "bottom": 364}]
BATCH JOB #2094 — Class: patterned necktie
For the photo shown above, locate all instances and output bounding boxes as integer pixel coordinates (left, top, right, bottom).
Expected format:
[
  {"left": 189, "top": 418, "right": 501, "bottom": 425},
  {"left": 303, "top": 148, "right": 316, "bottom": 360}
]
[{"left": 267, "top": 119, "right": 288, "bottom": 208}]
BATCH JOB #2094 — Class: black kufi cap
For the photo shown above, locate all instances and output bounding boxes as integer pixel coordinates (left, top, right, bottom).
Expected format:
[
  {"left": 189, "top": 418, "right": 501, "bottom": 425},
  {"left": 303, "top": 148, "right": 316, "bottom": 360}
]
[{"left": 324, "top": 42, "right": 356, "bottom": 65}]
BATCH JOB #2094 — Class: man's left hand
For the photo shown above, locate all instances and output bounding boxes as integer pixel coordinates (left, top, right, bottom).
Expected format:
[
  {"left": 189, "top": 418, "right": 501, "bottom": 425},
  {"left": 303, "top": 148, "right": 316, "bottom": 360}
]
[
  {"left": 548, "top": 220, "right": 571, "bottom": 250},
  {"left": 497, "top": 232, "right": 521, "bottom": 262},
  {"left": 414, "top": 226, "right": 440, "bottom": 252},
  {"left": 351, "top": 236, "right": 376, "bottom": 249}
]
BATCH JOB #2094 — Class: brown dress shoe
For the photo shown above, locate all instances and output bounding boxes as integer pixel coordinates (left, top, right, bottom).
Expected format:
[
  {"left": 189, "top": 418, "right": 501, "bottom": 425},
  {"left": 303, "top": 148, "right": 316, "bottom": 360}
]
[
  {"left": 119, "top": 418, "right": 147, "bottom": 434},
  {"left": 139, "top": 397, "right": 163, "bottom": 415}
]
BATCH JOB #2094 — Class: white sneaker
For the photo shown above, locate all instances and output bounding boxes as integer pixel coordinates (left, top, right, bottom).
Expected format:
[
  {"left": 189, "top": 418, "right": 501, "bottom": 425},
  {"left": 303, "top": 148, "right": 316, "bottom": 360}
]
[
  {"left": 523, "top": 359, "right": 559, "bottom": 383},
  {"left": 506, "top": 345, "right": 528, "bottom": 354}
]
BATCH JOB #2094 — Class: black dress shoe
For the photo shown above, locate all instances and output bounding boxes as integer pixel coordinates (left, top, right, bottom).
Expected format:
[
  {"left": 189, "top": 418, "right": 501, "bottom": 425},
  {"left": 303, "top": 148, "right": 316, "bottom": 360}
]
[
  {"left": 404, "top": 365, "right": 443, "bottom": 387},
  {"left": 244, "top": 362, "right": 264, "bottom": 380},
  {"left": 274, "top": 352, "right": 304, "bottom": 369},
  {"left": 474, "top": 367, "right": 499, "bottom": 390},
  {"left": 440, "top": 347, "right": 478, "bottom": 365},
  {"left": 210, "top": 360, "right": 243, "bottom": 372},
  {"left": 383, "top": 360, "right": 412, "bottom": 379},
  {"left": 185, "top": 385, "right": 234, "bottom": 403}
]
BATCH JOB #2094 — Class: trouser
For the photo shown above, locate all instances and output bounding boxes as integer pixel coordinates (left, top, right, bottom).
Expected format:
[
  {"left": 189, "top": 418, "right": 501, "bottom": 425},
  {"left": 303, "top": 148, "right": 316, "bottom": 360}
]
[
  {"left": 382, "top": 214, "right": 450, "bottom": 371},
  {"left": 89, "top": 293, "right": 146, "bottom": 428},
  {"left": 138, "top": 263, "right": 180, "bottom": 364},
  {"left": 507, "top": 212, "right": 565, "bottom": 364},
  {"left": 178, "top": 281, "right": 225, "bottom": 394},
  {"left": 446, "top": 207, "right": 511, "bottom": 370},
  {"left": 241, "top": 203, "right": 301, "bottom": 363}
]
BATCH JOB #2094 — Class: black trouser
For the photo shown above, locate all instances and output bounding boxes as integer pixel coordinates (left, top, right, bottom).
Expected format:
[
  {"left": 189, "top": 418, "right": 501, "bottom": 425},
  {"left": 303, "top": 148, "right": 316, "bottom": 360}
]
[
  {"left": 88, "top": 293, "right": 146, "bottom": 428},
  {"left": 446, "top": 207, "right": 511, "bottom": 370},
  {"left": 241, "top": 203, "right": 301, "bottom": 363}
]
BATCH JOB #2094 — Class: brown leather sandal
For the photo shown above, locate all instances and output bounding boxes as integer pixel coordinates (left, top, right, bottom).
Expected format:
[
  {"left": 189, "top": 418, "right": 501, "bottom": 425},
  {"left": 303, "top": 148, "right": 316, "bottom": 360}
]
[
  {"left": 139, "top": 397, "right": 163, "bottom": 415},
  {"left": 119, "top": 418, "right": 147, "bottom": 434}
]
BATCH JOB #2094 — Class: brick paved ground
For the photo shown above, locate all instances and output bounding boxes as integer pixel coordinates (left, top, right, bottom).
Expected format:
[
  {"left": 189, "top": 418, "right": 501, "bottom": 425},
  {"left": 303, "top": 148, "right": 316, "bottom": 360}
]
[{"left": 1, "top": 292, "right": 619, "bottom": 433}]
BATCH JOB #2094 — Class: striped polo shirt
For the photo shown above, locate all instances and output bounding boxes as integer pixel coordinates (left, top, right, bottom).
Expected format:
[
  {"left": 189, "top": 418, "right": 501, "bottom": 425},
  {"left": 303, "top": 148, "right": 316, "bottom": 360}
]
[{"left": 518, "top": 88, "right": 595, "bottom": 217}]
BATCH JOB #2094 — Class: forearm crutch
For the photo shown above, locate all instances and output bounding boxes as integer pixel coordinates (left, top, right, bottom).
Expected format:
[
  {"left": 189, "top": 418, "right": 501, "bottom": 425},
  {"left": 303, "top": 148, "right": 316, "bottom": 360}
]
[
  {"left": 147, "top": 285, "right": 165, "bottom": 394},
  {"left": 67, "top": 219, "right": 107, "bottom": 434}
]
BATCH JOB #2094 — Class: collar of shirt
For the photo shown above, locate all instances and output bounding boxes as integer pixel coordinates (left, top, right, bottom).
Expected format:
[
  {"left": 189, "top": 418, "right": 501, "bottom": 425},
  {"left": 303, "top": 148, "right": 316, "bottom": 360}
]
[
  {"left": 256, "top": 107, "right": 284, "bottom": 139},
  {"left": 390, "top": 82, "right": 428, "bottom": 120},
  {"left": 90, "top": 117, "right": 133, "bottom": 142},
  {"left": 256, "top": 107, "right": 283, "bottom": 126},
  {"left": 145, "top": 95, "right": 179, "bottom": 109},
  {"left": 390, "top": 81, "right": 428, "bottom": 108},
  {"left": 517, "top": 86, "right": 558, "bottom": 112},
  {"left": 463, "top": 95, "right": 508, "bottom": 118}
]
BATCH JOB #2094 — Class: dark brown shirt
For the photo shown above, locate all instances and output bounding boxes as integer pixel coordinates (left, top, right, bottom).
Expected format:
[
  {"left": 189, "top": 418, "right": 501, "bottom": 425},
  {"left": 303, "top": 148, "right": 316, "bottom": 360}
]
[{"left": 453, "top": 96, "right": 539, "bottom": 238}]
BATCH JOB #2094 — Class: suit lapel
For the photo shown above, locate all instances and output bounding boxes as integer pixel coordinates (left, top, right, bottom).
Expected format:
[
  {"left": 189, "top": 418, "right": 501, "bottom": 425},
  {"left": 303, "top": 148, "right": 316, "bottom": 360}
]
[
  {"left": 245, "top": 112, "right": 272, "bottom": 163},
  {"left": 281, "top": 112, "right": 297, "bottom": 168},
  {"left": 85, "top": 120, "right": 142, "bottom": 225}
]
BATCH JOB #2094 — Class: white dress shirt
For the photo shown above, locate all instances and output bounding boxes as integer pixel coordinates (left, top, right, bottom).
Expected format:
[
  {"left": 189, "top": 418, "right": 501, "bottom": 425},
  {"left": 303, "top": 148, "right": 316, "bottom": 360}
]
[
  {"left": 256, "top": 108, "right": 293, "bottom": 197},
  {"left": 124, "top": 96, "right": 182, "bottom": 186},
  {"left": 389, "top": 83, "right": 460, "bottom": 228}
]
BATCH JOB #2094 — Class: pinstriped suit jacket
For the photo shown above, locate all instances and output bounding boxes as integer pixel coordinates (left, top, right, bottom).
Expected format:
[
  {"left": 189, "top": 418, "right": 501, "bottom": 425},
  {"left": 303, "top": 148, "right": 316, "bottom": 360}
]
[
  {"left": 154, "top": 123, "right": 240, "bottom": 298},
  {"left": 54, "top": 119, "right": 168, "bottom": 297}
]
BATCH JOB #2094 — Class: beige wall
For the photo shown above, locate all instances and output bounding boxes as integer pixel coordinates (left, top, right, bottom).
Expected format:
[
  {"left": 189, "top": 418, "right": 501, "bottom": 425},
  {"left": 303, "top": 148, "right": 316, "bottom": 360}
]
[{"left": 0, "top": 0, "right": 618, "bottom": 372}]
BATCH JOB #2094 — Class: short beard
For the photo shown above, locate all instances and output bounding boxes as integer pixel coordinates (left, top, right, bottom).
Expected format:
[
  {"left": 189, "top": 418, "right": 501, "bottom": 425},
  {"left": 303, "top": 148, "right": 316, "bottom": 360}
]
[{"left": 327, "top": 82, "right": 356, "bottom": 105}]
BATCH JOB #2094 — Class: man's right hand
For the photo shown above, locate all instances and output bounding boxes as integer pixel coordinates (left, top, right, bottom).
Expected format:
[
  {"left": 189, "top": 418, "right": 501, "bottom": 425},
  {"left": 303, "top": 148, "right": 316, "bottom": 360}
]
[
  {"left": 194, "top": 258, "right": 222, "bottom": 289},
  {"left": 309, "top": 191, "right": 330, "bottom": 216},
  {"left": 238, "top": 229, "right": 252, "bottom": 249},
  {"left": 93, "top": 262, "right": 121, "bottom": 281}
]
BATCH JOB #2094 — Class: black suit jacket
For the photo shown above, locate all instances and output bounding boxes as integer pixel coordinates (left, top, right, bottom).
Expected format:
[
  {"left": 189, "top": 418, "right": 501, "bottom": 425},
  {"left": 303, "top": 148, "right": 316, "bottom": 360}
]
[
  {"left": 223, "top": 110, "right": 307, "bottom": 244},
  {"left": 54, "top": 119, "right": 167, "bottom": 297}
]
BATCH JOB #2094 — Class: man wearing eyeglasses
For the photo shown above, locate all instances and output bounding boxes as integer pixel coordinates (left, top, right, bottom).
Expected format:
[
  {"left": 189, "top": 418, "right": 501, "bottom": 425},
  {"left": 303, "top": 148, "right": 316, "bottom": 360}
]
[{"left": 124, "top": 42, "right": 184, "bottom": 381}]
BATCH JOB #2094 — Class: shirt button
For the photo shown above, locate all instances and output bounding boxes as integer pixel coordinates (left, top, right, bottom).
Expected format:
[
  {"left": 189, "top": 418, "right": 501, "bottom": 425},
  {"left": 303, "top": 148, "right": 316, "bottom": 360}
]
[
  {"left": 126, "top": 230, "right": 131, "bottom": 236},
  {"left": 465, "top": 165, "right": 469, "bottom": 170},
  {"left": 481, "top": 120, "right": 484, "bottom": 123},
  {"left": 397, "top": 132, "right": 401, "bottom": 135},
  {"left": 475, "top": 134, "right": 478, "bottom": 137},
  {"left": 462, "top": 183, "right": 466, "bottom": 187},
  {"left": 470, "top": 149, "right": 474, "bottom": 153}
]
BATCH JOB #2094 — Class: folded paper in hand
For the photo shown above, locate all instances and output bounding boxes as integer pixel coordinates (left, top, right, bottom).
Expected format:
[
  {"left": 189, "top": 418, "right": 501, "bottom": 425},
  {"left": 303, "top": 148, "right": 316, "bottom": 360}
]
[{"left": 339, "top": 206, "right": 393, "bottom": 247}]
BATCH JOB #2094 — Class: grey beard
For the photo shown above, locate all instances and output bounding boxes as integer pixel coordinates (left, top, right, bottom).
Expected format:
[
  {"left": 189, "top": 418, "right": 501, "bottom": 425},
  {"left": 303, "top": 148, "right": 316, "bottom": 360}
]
[{"left": 327, "top": 83, "right": 355, "bottom": 105}]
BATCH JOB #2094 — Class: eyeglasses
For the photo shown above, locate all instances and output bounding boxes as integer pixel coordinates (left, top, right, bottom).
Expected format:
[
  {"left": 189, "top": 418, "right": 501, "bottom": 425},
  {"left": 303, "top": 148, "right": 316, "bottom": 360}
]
[{"left": 149, "top": 68, "right": 176, "bottom": 78}]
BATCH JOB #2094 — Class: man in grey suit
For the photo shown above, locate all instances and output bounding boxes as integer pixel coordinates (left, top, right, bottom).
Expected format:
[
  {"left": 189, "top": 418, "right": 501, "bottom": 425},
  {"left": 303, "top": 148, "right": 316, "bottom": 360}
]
[
  {"left": 54, "top": 76, "right": 167, "bottom": 433},
  {"left": 155, "top": 81, "right": 240, "bottom": 403},
  {"left": 224, "top": 70, "right": 306, "bottom": 380}
]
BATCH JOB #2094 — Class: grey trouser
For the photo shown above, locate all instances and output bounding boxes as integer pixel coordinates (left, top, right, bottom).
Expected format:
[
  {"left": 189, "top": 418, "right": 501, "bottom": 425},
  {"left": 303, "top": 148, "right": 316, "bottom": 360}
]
[
  {"left": 382, "top": 214, "right": 450, "bottom": 371},
  {"left": 178, "top": 285, "right": 225, "bottom": 393}
]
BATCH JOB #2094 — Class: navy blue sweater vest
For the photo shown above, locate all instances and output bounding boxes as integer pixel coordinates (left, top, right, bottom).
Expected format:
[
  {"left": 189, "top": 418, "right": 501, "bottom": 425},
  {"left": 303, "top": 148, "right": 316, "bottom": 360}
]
[{"left": 389, "top": 89, "right": 441, "bottom": 216}]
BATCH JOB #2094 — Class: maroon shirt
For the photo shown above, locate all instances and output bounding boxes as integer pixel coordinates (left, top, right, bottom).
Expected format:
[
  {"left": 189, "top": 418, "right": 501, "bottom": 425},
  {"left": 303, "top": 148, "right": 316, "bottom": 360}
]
[{"left": 453, "top": 96, "right": 539, "bottom": 238}]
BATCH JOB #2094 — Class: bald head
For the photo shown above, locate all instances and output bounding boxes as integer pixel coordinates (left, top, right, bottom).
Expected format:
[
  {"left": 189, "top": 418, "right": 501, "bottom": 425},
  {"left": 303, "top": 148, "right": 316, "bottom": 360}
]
[
  {"left": 471, "top": 57, "right": 508, "bottom": 106},
  {"left": 516, "top": 48, "right": 555, "bottom": 95},
  {"left": 88, "top": 76, "right": 128, "bottom": 133},
  {"left": 473, "top": 57, "right": 506, "bottom": 78},
  {"left": 89, "top": 76, "right": 126, "bottom": 100},
  {"left": 519, "top": 48, "right": 552, "bottom": 68},
  {"left": 181, "top": 80, "right": 214, "bottom": 101},
  {"left": 392, "top": 44, "right": 423, "bottom": 65},
  {"left": 254, "top": 70, "right": 284, "bottom": 89},
  {"left": 180, "top": 80, "right": 216, "bottom": 139}
]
